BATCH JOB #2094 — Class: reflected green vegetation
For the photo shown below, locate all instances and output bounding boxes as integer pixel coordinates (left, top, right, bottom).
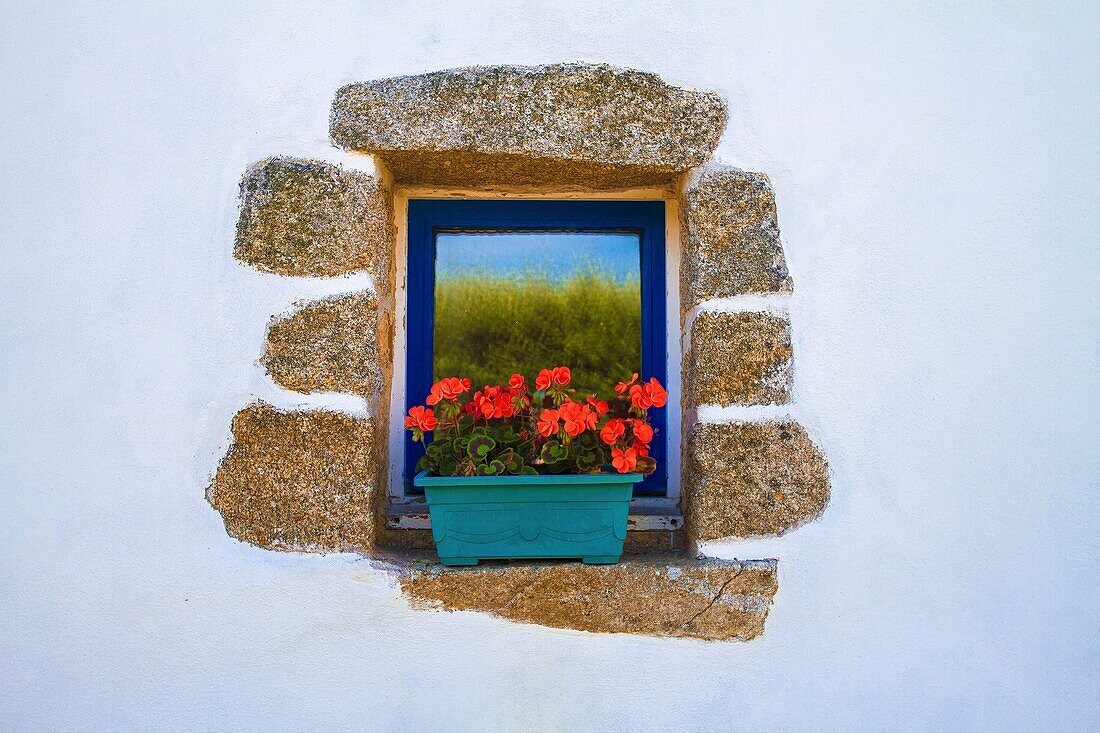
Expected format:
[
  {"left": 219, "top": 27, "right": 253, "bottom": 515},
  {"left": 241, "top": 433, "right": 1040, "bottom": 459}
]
[{"left": 434, "top": 270, "right": 641, "bottom": 397}]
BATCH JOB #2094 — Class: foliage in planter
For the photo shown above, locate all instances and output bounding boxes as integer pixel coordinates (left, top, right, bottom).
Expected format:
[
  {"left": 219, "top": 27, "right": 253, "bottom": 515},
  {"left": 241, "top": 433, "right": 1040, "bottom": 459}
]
[{"left": 405, "top": 367, "right": 667, "bottom": 477}]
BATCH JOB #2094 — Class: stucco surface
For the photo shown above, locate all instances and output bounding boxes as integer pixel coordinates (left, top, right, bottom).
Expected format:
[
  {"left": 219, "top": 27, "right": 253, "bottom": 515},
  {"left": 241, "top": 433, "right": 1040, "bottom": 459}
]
[
  {"left": 262, "top": 292, "right": 383, "bottom": 400},
  {"left": 330, "top": 63, "right": 726, "bottom": 188},
  {"left": 681, "top": 165, "right": 792, "bottom": 308},
  {"left": 397, "top": 555, "right": 776, "bottom": 641},
  {"left": 207, "top": 402, "right": 379, "bottom": 553},
  {"left": 686, "top": 310, "right": 792, "bottom": 407},
  {"left": 685, "top": 421, "right": 829, "bottom": 541},
  {"left": 234, "top": 157, "right": 392, "bottom": 284}
]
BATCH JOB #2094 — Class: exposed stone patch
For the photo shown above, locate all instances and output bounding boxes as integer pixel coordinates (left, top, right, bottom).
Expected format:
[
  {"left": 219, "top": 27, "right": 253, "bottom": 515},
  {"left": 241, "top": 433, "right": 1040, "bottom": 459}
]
[
  {"left": 207, "top": 402, "right": 379, "bottom": 553},
  {"left": 685, "top": 421, "right": 829, "bottom": 541},
  {"left": 234, "top": 157, "right": 393, "bottom": 286},
  {"left": 262, "top": 292, "right": 382, "bottom": 400},
  {"left": 686, "top": 311, "right": 792, "bottom": 407},
  {"left": 682, "top": 165, "right": 792, "bottom": 309},
  {"left": 331, "top": 63, "right": 726, "bottom": 188},
  {"left": 395, "top": 555, "right": 777, "bottom": 641}
]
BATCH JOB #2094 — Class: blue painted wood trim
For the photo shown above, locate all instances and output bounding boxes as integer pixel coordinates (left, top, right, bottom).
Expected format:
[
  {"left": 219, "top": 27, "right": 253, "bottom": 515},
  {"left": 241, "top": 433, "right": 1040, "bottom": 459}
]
[{"left": 405, "top": 199, "right": 668, "bottom": 495}]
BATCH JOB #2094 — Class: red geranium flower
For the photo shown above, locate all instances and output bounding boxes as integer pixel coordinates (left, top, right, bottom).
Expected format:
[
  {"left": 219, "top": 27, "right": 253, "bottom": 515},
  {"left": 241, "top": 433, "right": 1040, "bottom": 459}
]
[
  {"left": 426, "top": 376, "right": 470, "bottom": 405},
  {"left": 614, "top": 373, "right": 639, "bottom": 395},
  {"left": 586, "top": 396, "right": 609, "bottom": 415},
  {"left": 599, "top": 417, "right": 627, "bottom": 445},
  {"left": 536, "top": 408, "right": 560, "bottom": 438},
  {"left": 405, "top": 405, "right": 438, "bottom": 432},
  {"left": 534, "top": 369, "right": 553, "bottom": 391},
  {"left": 629, "top": 377, "right": 668, "bottom": 410},
  {"left": 552, "top": 366, "right": 571, "bottom": 386},
  {"left": 631, "top": 420, "right": 654, "bottom": 443},
  {"left": 493, "top": 392, "right": 515, "bottom": 419},
  {"left": 611, "top": 447, "right": 638, "bottom": 473},
  {"left": 508, "top": 373, "right": 526, "bottom": 392},
  {"left": 632, "top": 440, "right": 650, "bottom": 457},
  {"left": 558, "top": 400, "right": 591, "bottom": 437}
]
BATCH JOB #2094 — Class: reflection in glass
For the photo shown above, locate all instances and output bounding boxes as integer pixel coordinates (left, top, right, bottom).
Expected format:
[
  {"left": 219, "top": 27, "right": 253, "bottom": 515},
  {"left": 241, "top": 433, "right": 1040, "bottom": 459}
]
[{"left": 433, "top": 231, "right": 641, "bottom": 397}]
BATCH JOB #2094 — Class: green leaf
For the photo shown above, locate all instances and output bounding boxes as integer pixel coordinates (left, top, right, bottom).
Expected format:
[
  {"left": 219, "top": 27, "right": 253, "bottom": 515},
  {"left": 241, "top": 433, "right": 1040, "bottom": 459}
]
[
  {"left": 467, "top": 435, "right": 497, "bottom": 461},
  {"left": 540, "top": 440, "right": 568, "bottom": 464},
  {"left": 496, "top": 425, "right": 521, "bottom": 445},
  {"left": 635, "top": 456, "right": 658, "bottom": 476},
  {"left": 575, "top": 450, "right": 602, "bottom": 472},
  {"left": 498, "top": 450, "right": 525, "bottom": 474},
  {"left": 518, "top": 466, "right": 538, "bottom": 475},
  {"left": 475, "top": 459, "right": 506, "bottom": 476}
]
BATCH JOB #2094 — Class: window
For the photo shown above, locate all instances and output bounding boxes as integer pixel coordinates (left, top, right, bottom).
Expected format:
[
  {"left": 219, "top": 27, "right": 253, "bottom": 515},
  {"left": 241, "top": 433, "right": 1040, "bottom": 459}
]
[{"left": 405, "top": 200, "right": 668, "bottom": 494}]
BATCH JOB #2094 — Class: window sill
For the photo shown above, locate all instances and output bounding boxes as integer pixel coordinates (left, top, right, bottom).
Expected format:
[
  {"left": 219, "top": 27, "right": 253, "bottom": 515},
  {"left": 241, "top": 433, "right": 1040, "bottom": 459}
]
[{"left": 384, "top": 496, "right": 683, "bottom": 532}]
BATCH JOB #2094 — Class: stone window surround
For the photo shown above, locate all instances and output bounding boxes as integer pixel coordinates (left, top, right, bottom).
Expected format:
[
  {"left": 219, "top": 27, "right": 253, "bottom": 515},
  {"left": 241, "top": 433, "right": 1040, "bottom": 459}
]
[{"left": 209, "top": 63, "right": 832, "bottom": 640}]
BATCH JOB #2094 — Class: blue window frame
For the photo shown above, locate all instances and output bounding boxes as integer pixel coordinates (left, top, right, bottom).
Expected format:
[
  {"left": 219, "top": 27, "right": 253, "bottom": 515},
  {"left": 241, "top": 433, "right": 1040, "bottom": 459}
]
[{"left": 405, "top": 199, "right": 668, "bottom": 495}]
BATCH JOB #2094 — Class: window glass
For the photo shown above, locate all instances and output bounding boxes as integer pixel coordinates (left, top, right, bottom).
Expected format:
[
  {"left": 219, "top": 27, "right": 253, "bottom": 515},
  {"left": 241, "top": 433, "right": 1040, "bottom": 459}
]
[{"left": 433, "top": 231, "right": 641, "bottom": 398}]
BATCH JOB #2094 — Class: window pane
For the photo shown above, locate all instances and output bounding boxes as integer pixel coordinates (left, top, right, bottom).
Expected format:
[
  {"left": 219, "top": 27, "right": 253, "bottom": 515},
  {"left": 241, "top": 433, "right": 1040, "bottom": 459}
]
[{"left": 434, "top": 231, "right": 641, "bottom": 398}]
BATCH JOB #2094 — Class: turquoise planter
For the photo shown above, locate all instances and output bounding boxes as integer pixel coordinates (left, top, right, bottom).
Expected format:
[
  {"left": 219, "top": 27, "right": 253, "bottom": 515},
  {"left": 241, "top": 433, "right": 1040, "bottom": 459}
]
[{"left": 414, "top": 470, "right": 642, "bottom": 566}]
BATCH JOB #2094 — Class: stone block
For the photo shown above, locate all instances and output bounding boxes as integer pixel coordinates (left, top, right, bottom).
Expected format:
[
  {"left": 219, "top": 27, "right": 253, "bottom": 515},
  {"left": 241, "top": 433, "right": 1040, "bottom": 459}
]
[
  {"left": 234, "top": 157, "right": 392, "bottom": 285},
  {"left": 682, "top": 166, "right": 792, "bottom": 307},
  {"left": 685, "top": 421, "right": 829, "bottom": 541},
  {"left": 207, "top": 402, "right": 379, "bottom": 553},
  {"left": 686, "top": 311, "right": 792, "bottom": 406},
  {"left": 331, "top": 63, "right": 726, "bottom": 189},
  {"left": 262, "top": 292, "right": 383, "bottom": 400},
  {"left": 396, "top": 555, "right": 777, "bottom": 641}
]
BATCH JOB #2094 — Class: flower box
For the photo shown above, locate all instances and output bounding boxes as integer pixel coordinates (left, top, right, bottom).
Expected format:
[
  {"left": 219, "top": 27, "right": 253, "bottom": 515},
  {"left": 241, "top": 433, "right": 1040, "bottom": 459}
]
[
  {"left": 414, "top": 469, "right": 642, "bottom": 565},
  {"left": 406, "top": 366, "right": 667, "bottom": 566}
]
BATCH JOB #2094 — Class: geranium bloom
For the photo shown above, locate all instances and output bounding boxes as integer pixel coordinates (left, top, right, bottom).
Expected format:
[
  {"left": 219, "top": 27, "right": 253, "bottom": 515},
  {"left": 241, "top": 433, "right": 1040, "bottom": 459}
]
[
  {"left": 492, "top": 392, "right": 515, "bottom": 419},
  {"left": 558, "top": 400, "right": 591, "bottom": 437},
  {"left": 473, "top": 389, "right": 513, "bottom": 419},
  {"left": 631, "top": 420, "right": 654, "bottom": 443},
  {"left": 508, "top": 373, "right": 526, "bottom": 392},
  {"left": 552, "top": 366, "right": 571, "bottom": 386},
  {"left": 611, "top": 447, "right": 638, "bottom": 473},
  {"left": 405, "top": 405, "right": 438, "bottom": 432},
  {"left": 536, "top": 408, "right": 560, "bottom": 438},
  {"left": 534, "top": 368, "right": 553, "bottom": 391},
  {"left": 586, "top": 396, "right": 609, "bottom": 415},
  {"left": 425, "top": 376, "right": 471, "bottom": 405},
  {"left": 629, "top": 378, "right": 668, "bottom": 410},
  {"left": 632, "top": 440, "right": 650, "bottom": 457},
  {"left": 614, "top": 373, "right": 639, "bottom": 395},
  {"left": 599, "top": 417, "right": 626, "bottom": 445}
]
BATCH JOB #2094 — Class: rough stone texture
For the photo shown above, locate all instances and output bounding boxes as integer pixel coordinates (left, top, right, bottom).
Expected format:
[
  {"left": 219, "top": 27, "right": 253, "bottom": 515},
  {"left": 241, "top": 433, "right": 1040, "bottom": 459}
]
[
  {"left": 262, "top": 292, "right": 382, "bottom": 400},
  {"left": 684, "top": 421, "right": 829, "bottom": 542},
  {"left": 682, "top": 165, "right": 792, "bottom": 309},
  {"left": 207, "top": 402, "right": 379, "bottom": 553},
  {"left": 234, "top": 157, "right": 393, "bottom": 286},
  {"left": 330, "top": 63, "right": 727, "bottom": 189},
  {"left": 395, "top": 555, "right": 777, "bottom": 641},
  {"left": 686, "top": 311, "right": 792, "bottom": 407}
]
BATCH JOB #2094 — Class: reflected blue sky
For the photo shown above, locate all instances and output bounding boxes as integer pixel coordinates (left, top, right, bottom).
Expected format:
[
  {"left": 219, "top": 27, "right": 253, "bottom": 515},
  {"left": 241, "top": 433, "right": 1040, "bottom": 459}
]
[{"left": 435, "top": 232, "right": 640, "bottom": 281}]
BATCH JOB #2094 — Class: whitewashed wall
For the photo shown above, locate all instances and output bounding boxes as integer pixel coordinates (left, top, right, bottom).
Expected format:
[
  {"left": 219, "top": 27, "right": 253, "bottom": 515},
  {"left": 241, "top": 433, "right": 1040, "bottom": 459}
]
[{"left": 2, "top": 2, "right": 1097, "bottom": 730}]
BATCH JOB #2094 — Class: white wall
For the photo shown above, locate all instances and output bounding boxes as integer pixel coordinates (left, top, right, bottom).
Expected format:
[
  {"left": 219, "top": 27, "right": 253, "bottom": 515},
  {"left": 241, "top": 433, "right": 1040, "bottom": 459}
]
[{"left": 1, "top": 2, "right": 1097, "bottom": 730}]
